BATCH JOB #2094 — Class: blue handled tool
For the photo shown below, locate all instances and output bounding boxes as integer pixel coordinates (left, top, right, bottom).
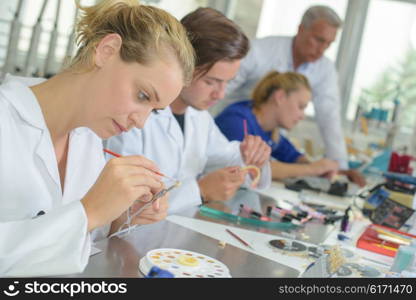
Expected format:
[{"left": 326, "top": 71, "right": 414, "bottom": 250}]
[{"left": 145, "top": 266, "right": 174, "bottom": 278}]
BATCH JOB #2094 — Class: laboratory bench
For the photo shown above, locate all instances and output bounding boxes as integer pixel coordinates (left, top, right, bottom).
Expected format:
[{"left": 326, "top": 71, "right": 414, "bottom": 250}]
[{"left": 73, "top": 181, "right": 397, "bottom": 278}]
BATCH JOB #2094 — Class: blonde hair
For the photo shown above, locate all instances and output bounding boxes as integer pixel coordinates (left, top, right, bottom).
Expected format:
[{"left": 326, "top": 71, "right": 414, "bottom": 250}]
[
  {"left": 67, "top": 0, "right": 195, "bottom": 84},
  {"left": 251, "top": 71, "right": 311, "bottom": 109}
]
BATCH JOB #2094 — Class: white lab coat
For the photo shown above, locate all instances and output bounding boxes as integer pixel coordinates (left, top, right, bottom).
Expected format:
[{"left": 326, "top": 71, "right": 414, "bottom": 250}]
[
  {"left": 105, "top": 106, "right": 271, "bottom": 214},
  {"left": 210, "top": 36, "right": 349, "bottom": 170},
  {"left": 0, "top": 78, "right": 106, "bottom": 276}
]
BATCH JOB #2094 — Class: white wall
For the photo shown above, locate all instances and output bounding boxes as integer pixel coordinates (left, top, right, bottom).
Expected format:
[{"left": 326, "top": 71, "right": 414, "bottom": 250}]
[{"left": 153, "top": 0, "right": 206, "bottom": 19}]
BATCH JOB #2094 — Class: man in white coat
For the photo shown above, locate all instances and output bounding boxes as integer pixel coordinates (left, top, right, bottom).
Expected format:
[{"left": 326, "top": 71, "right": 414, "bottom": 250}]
[
  {"left": 211, "top": 5, "right": 366, "bottom": 186},
  {"left": 106, "top": 8, "right": 272, "bottom": 214}
]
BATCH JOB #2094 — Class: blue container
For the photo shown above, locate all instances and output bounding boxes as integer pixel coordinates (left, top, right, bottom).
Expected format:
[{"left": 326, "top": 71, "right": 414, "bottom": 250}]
[{"left": 380, "top": 109, "right": 389, "bottom": 122}]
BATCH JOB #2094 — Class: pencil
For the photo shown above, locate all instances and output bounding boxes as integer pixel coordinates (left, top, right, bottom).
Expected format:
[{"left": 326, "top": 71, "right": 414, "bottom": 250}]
[
  {"left": 225, "top": 228, "right": 254, "bottom": 250},
  {"left": 103, "top": 148, "right": 173, "bottom": 180},
  {"left": 243, "top": 119, "right": 248, "bottom": 137},
  {"left": 103, "top": 148, "right": 121, "bottom": 158},
  {"left": 371, "top": 243, "right": 398, "bottom": 252},
  {"left": 373, "top": 227, "right": 411, "bottom": 243},
  {"left": 377, "top": 233, "right": 410, "bottom": 245}
]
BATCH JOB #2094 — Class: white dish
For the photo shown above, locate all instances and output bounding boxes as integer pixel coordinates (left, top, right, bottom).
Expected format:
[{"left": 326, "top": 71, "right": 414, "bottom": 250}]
[{"left": 139, "top": 248, "right": 231, "bottom": 278}]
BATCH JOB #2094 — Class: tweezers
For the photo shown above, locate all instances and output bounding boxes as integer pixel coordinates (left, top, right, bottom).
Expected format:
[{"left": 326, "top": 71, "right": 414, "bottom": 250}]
[{"left": 112, "top": 181, "right": 181, "bottom": 237}]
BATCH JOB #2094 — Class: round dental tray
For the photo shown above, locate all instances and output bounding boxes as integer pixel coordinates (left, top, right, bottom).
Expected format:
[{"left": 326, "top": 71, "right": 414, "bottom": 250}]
[{"left": 139, "top": 248, "right": 231, "bottom": 278}]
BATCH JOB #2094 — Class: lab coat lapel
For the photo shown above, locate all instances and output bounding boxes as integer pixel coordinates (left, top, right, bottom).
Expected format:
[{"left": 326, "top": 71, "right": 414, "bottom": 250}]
[
  {"left": 61, "top": 130, "right": 78, "bottom": 202},
  {"left": 34, "top": 129, "right": 61, "bottom": 190},
  {"left": 165, "top": 108, "right": 184, "bottom": 149},
  {"left": 183, "top": 108, "right": 195, "bottom": 154},
  {"left": 179, "top": 107, "right": 208, "bottom": 176},
  {"left": 62, "top": 127, "right": 100, "bottom": 204},
  {"left": 286, "top": 37, "right": 296, "bottom": 71},
  {"left": 2, "top": 80, "right": 61, "bottom": 189}
]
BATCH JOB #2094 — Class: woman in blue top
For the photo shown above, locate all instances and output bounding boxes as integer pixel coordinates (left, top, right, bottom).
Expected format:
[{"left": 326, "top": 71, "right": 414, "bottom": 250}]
[{"left": 216, "top": 71, "right": 339, "bottom": 180}]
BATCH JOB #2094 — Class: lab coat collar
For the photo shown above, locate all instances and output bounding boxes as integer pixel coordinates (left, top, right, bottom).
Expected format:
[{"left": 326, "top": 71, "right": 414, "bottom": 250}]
[
  {"left": 151, "top": 105, "right": 199, "bottom": 151},
  {"left": 287, "top": 36, "right": 296, "bottom": 71},
  {"left": 0, "top": 80, "right": 47, "bottom": 131},
  {"left": 151, "top": 105, "right": 173, "bottom": 118},
  {"left": 289, "top": 36, "right": 314, "bottom": 72},
  {"left": 1, "top": 79, "right": 94, "bottom": 191},
  {"left": 0, "top": 79, "right": 62, "bottom": 188},
  {"left": 151, "top": 104, "right": 200, "bottom": 118},
  {"left": 183, "top": 107, "right": 198, "bottom": 155},
  {"left": 1, "top": 79, "right": 92, "bottom": 136},
  {"left": 184, "top": 106, "right": 200, "bottom": 118}
]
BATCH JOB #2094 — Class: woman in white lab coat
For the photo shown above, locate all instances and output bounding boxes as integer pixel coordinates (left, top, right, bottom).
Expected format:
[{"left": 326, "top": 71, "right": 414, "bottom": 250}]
[
  {"left": 0, "top": 0, "right": 195, "bottom": 276},
  {"left": 106, "top": 8, "right": 272, "bottom": 214}
]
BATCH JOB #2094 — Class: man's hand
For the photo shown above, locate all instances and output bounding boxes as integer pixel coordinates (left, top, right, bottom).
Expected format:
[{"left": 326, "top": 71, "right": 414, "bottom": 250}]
[{"left": 198, "top": 166, "right": 245, "bottom": 202}]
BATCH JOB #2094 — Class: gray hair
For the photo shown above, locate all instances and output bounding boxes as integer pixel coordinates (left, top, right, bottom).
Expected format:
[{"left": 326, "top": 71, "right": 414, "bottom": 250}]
[{"left": 301, "top": 5, "right": 342, "bottom": 28}]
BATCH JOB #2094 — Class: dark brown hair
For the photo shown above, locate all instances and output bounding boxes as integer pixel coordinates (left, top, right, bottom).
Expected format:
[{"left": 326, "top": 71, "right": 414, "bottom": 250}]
[{"left": 181, "top": 7, "right": 249, "bottom": 77}]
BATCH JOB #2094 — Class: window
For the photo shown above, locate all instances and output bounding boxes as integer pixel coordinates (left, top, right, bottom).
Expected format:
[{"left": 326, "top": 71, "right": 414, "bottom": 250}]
[
  {"left": 1, "top": 0, "right": 205, "bottom": 75},
  {"left": 0, "top": 1, "right": 14, "bottom": 64},
  {"left": 346, "top": 0, "right": 416, "bottom": 134},
  {"left": 229, "top": 0, "right": 264, "bottom": 39},
  {"left": 19, "top": 0, "right": 81, "bottom": 62},
  {"left": 0, "top": 0, "right": 90, "bottom": 75}
]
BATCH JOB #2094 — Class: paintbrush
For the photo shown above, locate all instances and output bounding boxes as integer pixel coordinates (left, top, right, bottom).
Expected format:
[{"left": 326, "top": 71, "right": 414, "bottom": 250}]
[{"left": 103, "top": 149, "right": 177, "bottom": 181}]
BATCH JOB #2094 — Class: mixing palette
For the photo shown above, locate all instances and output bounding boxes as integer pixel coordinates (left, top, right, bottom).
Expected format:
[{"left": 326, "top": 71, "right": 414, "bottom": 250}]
[
  {"left": 268, "top": 239, "right": 308, "bottom": 256},
  {"left": 139, "top": 248, "right": 231, "bottom": 278}
]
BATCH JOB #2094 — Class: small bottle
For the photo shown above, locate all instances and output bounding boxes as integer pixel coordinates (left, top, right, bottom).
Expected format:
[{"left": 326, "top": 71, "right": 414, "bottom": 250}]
[
  {"left": 390, "top": 245, "right": 416, "bottom": 273},
  {"left": 407, "top": 241, "right": 416, "bottom": 273}
]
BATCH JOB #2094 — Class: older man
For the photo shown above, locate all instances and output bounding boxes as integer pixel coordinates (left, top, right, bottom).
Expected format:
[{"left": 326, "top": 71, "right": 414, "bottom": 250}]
[{"left": 212, "top": 5, "right": 365, "bottom": 186}]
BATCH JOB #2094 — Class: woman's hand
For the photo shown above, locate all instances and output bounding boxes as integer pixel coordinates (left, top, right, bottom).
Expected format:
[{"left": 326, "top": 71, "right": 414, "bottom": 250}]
[
  {"left": 338, "top": 169, "right": 367, "bottom": 187},
  {"left": 81, "top": 156, "right": 163, "bottom": 231},
  {"left": 108, "top": 191, "right": 169, "bottom": 236},
  {"left": 309, "top": 158, "right": 339, "bottom": 179}
]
